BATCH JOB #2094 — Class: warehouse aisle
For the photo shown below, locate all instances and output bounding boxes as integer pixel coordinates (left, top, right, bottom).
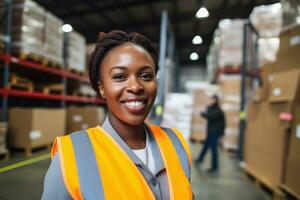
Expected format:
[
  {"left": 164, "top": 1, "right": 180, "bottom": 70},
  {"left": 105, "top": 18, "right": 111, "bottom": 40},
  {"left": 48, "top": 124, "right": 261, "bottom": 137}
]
[
  {"left": 190, "top": 143, "right": 269, "bottom": 200},
  {"left": 0, "top": 150, "right": 50, "bottom": 200},
  {"left": 0, "top": 145, "right": 270, "bottom": 200}
]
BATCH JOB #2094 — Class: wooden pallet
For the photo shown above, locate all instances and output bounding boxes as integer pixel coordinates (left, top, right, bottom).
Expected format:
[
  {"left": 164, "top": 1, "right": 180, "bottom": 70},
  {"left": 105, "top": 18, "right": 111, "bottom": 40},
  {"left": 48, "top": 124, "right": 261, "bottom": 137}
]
[
  {"left": 18, "top": 51, "right": 45, "bottom": 63},
  {"left": 8, "top": 74, "right": 34, "bottom": 92},
  {"left": 72, "top": 91, "right": 94, "bottom": 98},
  {"left": 43, "top": 83, "right": 64, "bottom": 95},
  {"left": 281, "top": 185, "right": 300, "bottom": 200},
  {"left": 42, "top": 59, "right": 64, "bottom": 69},
  {"left": 0, "top": 42, "right": 5, "bottom": 53},
  {"left": 0, "top": 150, "right": 10, "bottom": 162},
  {"left": 68, "top": 68, "right": 85, "bottom": 76},
  {"left": 11, "top": 144, "right": 51, "bottom": 157},
  {"left": 222, "top": 146, "right": 238, "bottom": 153},
  {"left": 243, "top": 166, "right": 285, "bottom": 200}
]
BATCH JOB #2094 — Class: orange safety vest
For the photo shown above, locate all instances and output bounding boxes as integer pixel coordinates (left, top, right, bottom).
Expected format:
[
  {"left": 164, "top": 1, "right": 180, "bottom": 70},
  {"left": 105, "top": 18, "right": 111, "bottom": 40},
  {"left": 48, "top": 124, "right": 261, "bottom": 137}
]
[{"left": 51, "top": 125, "right": 192, "bottom": 200}]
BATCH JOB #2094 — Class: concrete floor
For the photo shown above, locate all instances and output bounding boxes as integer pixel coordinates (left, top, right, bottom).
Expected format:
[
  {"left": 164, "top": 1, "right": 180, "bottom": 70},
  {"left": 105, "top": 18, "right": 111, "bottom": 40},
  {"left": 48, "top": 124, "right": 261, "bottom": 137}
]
[
  {"left": 190, "top": 143, "right": 269, "bottom": 200},
  {"left": 0, "top": 143, "right": 270, "bottom": 200}
]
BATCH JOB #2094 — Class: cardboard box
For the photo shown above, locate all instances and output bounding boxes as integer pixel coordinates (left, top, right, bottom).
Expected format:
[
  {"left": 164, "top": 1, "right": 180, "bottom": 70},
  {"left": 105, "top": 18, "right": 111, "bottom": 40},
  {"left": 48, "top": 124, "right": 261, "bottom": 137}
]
[
  {"left": 284, "top": 103, "right": 300, "bottom": 197},
  {"left": 269, "top": 69, "right": 300, "bottom": 102},
  {"left": 0, "top": 122, "right": 8, "bottom": 154},
  {"left": 259, "top": 63, "right": 276, "bottom": 101},
  {"left": 276, "top": 25, "right": 300, "bottom": 72},
  {"left": 66, "top": 106, "right": 105, "bottom": 133},
  {"left": 191, "top": 89, "right": 210, "bottom": 142},
  {"left": 223, "top": 128, "right": 239, "bottom": 150},
  {"left": 219, "top": 75, "right": 241, "bottom": 97},
  {"left": 244, "top": 101, "right": 292, "bottom": 186},
  {"left": 8, "top": 108, "right": 66, "bottom": 148}
]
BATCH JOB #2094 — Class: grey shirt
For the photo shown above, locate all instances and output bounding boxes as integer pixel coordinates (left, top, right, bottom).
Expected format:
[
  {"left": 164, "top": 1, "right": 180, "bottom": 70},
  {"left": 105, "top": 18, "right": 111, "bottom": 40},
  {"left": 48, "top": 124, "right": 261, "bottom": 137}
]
[{"left": 42, "top": 118, "right": 172, "bottom": 200}]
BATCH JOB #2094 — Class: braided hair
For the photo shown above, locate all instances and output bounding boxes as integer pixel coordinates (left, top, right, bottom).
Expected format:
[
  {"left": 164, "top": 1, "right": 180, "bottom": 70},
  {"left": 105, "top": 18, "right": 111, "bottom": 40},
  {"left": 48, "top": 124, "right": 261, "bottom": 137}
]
[{"left": 88, "top": 30, "right": 158, "bottom": 95}]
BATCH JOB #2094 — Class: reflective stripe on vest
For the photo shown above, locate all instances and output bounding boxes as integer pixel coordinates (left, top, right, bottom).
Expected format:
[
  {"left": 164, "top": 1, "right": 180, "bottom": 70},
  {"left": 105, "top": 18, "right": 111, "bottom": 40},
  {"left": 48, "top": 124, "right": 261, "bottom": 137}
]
[
  {"left": 149, "top": 126, "right": 193, "bottom": 200},
  {"left": 51, "top": 126, "right": 192, "bottom": 200}
]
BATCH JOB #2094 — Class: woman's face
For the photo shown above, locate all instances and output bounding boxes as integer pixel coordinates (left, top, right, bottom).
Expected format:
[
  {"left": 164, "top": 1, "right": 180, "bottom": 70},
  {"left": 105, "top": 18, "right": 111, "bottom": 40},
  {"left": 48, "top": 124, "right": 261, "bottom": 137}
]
[{"left": 99, "top": 43, "right": 157, "bottom": 126}]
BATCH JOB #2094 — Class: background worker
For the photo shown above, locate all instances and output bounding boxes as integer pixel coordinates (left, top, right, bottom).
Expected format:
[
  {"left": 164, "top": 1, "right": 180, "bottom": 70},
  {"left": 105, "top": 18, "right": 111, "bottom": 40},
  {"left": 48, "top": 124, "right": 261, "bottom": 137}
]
[{"left": 194, "top": 94, "right": 225, "bottom": 175}]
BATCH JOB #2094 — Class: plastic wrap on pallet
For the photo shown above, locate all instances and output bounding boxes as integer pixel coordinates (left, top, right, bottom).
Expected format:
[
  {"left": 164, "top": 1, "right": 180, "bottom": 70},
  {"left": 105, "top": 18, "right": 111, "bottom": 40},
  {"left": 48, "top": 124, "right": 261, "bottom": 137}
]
[
  {"left": 65, "top": 31, "right": 86, "bottom": 73},
  {"left": 258, "top": 38, "right": 280, "bottom": 66},
  {"left": 44, "top": 11, "right": 63, "bottom": 66},
  {"left": 217, "top": 19, "right": 246, "bottom": 67},
  {"left": 281, "top": 0, "right": 300, "bottom": 30},
  {"left": 161, "top": 93, "right": 193, "bottom": 142},
  {"left": 9, "top": 0, "right": 45, "bottom": 57},
  {"left": 207, "top": 30, "right": 220, "bottom": 82},
  {"left": 250, "top": 3, "right": 282, "bottom": 38}
]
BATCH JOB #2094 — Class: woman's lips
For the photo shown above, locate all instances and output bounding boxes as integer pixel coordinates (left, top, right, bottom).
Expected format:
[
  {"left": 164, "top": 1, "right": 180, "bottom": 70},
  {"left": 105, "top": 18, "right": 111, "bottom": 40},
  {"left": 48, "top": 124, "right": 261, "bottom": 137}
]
[{"left": 121, "top": 100, "right": 147, "bottom": 114}]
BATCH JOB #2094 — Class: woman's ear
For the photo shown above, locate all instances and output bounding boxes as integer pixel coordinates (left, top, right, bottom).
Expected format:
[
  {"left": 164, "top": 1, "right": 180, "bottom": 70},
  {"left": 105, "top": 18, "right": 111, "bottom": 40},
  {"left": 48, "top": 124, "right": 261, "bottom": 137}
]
[{"left": 98, "top": 82, "right": 106, "bottom": 99}]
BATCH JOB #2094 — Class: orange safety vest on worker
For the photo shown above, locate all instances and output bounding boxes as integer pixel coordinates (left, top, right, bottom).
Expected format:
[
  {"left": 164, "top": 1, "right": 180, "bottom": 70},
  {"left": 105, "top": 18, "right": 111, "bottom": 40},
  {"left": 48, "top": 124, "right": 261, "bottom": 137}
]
[{"left": 51, "top": 125, "right": 193, "bottom": 200}]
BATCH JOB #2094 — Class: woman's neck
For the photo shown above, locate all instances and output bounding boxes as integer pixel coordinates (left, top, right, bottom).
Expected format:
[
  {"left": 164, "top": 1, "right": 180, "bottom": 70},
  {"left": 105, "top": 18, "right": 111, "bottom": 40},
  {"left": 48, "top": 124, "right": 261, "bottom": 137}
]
[{"left": 108, "top": 113, "right": 146, "bottom": 149}]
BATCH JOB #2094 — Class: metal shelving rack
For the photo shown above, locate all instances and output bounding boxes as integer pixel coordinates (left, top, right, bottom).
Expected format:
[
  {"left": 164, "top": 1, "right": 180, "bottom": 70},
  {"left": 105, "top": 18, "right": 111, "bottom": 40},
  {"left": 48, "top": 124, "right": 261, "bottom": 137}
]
[
  {"left": 0, "top": 1, "right": 104, "bottom": 125},
  {"left": 1, "top": 0, "right": 12, "bottom": 122},
  {"left": 238, "top": 21, "right": 259, "bottom": 160}
]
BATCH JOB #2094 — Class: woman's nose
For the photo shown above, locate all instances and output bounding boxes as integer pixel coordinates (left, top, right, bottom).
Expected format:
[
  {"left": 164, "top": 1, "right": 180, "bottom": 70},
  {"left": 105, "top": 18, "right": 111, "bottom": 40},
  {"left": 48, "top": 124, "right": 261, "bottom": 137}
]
[{"left": 127, "top": 77, "right": 144, "bottom": 93}]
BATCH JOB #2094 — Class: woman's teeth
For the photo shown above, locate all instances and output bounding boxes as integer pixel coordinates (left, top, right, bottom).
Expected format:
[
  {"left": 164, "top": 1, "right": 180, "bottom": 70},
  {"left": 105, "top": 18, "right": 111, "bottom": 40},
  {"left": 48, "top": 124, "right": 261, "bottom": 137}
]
[{"left": 125, "top": 101, "right": 144, "bottom": 107}]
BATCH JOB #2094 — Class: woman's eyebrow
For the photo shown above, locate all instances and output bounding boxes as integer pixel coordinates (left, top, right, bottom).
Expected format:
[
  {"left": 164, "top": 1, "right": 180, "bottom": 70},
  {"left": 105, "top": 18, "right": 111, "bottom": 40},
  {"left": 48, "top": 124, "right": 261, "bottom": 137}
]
[
  {"left": 109, "top": 66, "right": 127, "bottom": 73},
  {"left": 139, "top": 66, "right": 155, "bottom": 71}
]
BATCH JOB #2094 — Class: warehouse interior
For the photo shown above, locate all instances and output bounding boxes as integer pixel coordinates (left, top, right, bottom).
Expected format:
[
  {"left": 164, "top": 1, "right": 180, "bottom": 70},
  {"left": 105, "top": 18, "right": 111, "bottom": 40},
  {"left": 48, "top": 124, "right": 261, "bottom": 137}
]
[{"left": 0, "top": 0, "right": 300, "bottom": 199}]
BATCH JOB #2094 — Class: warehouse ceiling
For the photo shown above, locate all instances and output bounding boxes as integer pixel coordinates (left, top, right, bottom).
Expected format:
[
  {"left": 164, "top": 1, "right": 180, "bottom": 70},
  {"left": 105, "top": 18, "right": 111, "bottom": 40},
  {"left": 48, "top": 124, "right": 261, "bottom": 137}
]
[{"left": 35, "top": 0, "right": 279, "bottom": 66}]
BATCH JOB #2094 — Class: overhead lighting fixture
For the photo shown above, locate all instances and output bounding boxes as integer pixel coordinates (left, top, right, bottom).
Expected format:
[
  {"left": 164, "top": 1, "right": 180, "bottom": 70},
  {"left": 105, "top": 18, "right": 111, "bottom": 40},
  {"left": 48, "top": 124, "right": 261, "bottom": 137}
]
[
  {"left": 192, "top": 35, "right": 203, "bottom": 44},
  {"left": 196, "top": 7, "right": 209, "bottom": 18},
  {"left": 190, "top": 52, "right": 199, "bottom": 61},
  {"left": 62, "top": 24, "right": 73, "bottom": 33}
]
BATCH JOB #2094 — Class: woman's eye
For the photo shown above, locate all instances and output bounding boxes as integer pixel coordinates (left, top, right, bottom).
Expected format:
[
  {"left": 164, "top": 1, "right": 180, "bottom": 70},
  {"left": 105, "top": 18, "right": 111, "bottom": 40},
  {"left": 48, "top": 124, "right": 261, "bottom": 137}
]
[
  {"left": 141, "top": 73, "right": 153, "bottom": 80},
  {"left": 112, "top": 74, "right": 126, "bottom": 81}
]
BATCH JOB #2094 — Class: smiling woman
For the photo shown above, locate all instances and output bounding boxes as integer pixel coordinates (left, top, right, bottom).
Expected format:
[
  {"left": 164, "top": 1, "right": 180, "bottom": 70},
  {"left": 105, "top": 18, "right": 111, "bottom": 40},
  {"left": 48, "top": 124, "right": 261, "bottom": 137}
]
[{"left": 42, "top": 30, "right": 193, "bottom": 200}]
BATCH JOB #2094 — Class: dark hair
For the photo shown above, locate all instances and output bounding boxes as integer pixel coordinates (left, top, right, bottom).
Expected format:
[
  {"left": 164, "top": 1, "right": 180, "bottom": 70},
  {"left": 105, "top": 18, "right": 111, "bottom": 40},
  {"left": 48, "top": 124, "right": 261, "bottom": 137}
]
[
  {"left": 212, "top": 94, "right": 219, "bottom": 103},
  {"left": 88, "top": 30, "right": 159, "bottom": 95}
]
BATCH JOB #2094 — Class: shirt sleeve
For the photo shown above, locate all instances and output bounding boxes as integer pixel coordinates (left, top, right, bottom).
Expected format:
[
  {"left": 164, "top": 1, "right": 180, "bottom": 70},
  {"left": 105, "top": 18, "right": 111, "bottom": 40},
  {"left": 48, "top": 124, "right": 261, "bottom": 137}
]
[{"left": 41, "top": 153, "right": 72, "bottom": 200}]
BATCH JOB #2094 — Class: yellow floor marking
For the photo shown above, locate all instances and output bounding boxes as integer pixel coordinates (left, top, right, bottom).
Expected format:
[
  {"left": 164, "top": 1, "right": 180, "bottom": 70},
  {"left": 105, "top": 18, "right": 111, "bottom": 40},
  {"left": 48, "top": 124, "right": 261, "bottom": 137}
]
[{"left": 0, "top": 153, "right": 51, "bottom": 173}]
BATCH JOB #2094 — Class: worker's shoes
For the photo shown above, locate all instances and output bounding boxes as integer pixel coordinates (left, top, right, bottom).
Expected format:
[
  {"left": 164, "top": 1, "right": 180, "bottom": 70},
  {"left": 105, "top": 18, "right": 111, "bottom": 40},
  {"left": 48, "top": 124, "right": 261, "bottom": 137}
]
[
  {"left": 193, "top": 159, "right": 202, "bottom": 165},
  {"left": 206, "top": 168, "right": 219, "bottom": 176}
]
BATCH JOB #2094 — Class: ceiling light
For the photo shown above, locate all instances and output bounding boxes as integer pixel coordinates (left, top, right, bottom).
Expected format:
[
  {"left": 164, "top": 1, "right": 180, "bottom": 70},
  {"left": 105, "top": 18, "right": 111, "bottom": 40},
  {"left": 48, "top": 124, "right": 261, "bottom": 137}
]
[
  {"left": 62, "top": 24, "right": 73, "bottom": 33},
  {"left": 196, "top": 7, "right": 209, "bottom": 18},
  {"left": 192, "top": 35, "right": 203, "bottom": 44},
  {"left": 190, "top": 52, "right": 199, "bottom": 61}
]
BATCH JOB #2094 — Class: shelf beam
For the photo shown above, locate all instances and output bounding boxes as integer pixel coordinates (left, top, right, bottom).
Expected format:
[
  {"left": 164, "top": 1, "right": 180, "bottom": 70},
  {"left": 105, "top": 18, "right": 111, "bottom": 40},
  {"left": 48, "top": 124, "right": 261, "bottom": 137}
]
[
  {"left": 0, "top": 88, "right": 105, "bottom": 105},
  {"left": 0, "top": 53, "right": 90, "bottom": 83}
]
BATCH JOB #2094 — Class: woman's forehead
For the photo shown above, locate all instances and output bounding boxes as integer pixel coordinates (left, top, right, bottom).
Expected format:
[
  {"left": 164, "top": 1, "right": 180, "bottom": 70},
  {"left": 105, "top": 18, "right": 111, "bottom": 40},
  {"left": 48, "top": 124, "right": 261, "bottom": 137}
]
[{"left": 101, "top": 43, "right": 155, "bottom": 69}]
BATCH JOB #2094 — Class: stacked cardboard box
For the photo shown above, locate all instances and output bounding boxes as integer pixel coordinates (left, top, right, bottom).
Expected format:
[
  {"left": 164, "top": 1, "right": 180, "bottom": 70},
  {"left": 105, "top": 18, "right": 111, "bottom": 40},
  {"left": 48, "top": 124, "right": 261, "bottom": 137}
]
[
  {"left": 219, "top": 75, "right": 241, "bottom": 151},
  {"left": 8, "top": 108, "right": 66, "bottom": 149},
  {"left": 244, "top": 25, "right": 300, "bottom": 196},
  {"left": 276, "top": 25, "right": 300, "bottom": 72},
  {"left": 250, "top": 3, "right": 282, "bottom": 67},
  {"left": 0, "top": 122, "right": 8, "bottom": 155},
  {"left": 66, "top": 106, "right": 105, "bottom": 133},
  {"left": 161, "top": 93, "right": 193, "bottom": 141},
  {"left": 218, "top": 19, "right": 246, "bottom": 68},
  {"left": 277, "top": 25, "right": 300, "bottom": 196},
  {"left": 190, "top": 89, "right": 210, "bottom": 142},
  {"left": 9, "top": 0, "right": 45, "bottom": 57},
  {"left": 284, "top": 104, "right": 300, "bottom": 197},
  {"left": 44, "top": 12, "right": 63, "bottom": 66},
  {"left": 65, "top": 31, "right": 86, "bottom": 73}
]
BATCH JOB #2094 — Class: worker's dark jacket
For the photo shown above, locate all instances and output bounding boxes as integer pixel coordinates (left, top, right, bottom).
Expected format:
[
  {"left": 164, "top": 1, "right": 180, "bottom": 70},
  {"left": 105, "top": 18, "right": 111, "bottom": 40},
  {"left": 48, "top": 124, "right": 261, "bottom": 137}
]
[{"left": 201, "top": 103, "right": 225, "bottom": 136}]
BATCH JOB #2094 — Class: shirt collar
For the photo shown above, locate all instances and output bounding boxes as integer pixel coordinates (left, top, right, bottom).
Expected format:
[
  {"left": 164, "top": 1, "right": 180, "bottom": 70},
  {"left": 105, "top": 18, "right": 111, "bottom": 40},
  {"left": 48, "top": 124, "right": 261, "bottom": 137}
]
[{"left": 101, "top": 117, "right": 165, "bottom": 175}]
